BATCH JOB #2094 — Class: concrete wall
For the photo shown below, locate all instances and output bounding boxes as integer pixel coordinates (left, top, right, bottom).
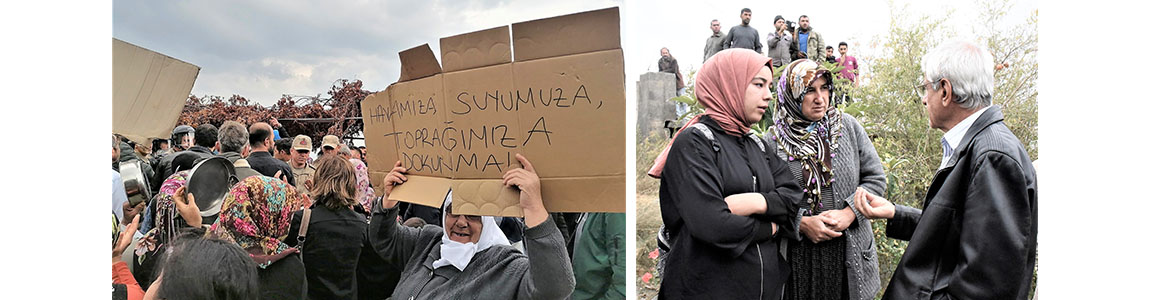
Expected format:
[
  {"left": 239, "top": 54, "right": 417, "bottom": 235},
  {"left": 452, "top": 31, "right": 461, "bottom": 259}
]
[{"left": 636, "top": 72, "right": 679, "bottom": 140}]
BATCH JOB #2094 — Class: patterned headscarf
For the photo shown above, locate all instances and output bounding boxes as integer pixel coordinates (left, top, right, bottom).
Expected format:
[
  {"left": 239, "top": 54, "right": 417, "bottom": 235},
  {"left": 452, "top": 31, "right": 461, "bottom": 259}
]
[
  {"left": 770, "top": 59, "right": 842, "bottom": 213},
  {"left": 350, "top": 158, "right": 376, "bottom": 212},
  {"left": 135, "top": 171, "right": 191, "bottom": 263},
  {"left": 209, "top": 176, "right": 307, "bottom": 268},
  {"left": 648, "top": 49, "right": 773, "bottom": 178}
]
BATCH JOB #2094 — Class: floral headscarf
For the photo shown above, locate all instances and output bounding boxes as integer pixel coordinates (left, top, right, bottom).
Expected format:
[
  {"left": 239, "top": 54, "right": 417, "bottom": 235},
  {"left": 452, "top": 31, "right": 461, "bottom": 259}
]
[
  {"left": 770, "top": 59, "right": 842, "bottom": 213},
  {"left": 135, "top": 171, "right": 191, "bottom": 263},
  {"left": 209, "top": 176, "right": 307, "bottom": 268},
  {"left": 350, "top": 158, "right": 376, "bottom": 212}
]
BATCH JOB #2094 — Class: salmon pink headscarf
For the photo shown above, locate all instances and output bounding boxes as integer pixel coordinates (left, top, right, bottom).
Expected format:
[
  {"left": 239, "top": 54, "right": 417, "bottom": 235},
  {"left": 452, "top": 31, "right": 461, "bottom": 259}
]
[{"left": 647, "top": 49, "right": 773, "bottom": 178}]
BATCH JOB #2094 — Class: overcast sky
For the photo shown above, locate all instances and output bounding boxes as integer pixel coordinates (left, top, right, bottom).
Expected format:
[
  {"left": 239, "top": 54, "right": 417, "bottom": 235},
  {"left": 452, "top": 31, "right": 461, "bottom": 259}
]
[
  {"left": 113, "top": 0, "right": 622, "bottom": 106},
  {"left": 113, "top": 0, "right": 1035, "bottom": 107}
]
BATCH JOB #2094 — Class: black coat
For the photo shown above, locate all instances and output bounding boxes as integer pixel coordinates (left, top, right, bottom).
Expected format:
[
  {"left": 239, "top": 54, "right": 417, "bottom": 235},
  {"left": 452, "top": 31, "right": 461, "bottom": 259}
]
[
  {"left": 658, "top": 115, "right": 803, "bottom": 300},
  {"left": 258, "top": 255, "right": 308, "bottom": 300},
  {"left": 247, "top": 151, "right": 297, "bottom": 187},
  {"left": 284, "top": 204, "right": 367, "bottom": 300},
  {"left": 882, "top": 106, "right": 1038, "bottom": 300}
]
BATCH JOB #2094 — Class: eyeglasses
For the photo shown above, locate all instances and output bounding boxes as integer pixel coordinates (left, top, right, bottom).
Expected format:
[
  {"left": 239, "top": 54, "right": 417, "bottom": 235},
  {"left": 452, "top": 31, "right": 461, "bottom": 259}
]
[
  {"left": 916, "top": 78, "right": 944, "bottom": 98},
  {"left": 296, "top": 150, "right": 310, "bottom": 154}
]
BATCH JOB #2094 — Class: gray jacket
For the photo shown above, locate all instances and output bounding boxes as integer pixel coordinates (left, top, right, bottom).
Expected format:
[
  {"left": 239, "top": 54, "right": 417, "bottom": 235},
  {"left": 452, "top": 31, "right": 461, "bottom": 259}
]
[
  {"left": 369, "top": 205, "right": 575, "bottom": 300},
  {"left": 703, "top": 32, "right": 725, "bottom": 62},
  {"left": 770, "top": 113, "right": 884, "bottom": 300},
  {"left": 766, "top": 31, "right": 793, "bottom": 67}
]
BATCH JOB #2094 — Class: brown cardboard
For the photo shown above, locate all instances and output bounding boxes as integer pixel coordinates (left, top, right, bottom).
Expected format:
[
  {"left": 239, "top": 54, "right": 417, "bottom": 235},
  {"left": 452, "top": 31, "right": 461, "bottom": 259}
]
[
  {"left": 397, "top": 44, "right": 442, "bottom": 83},
  {"left": 362, "top": 7, "right": 625, "bottom": 216},
  {"left": 112, "top": 38, "right": 200, "bottom": 143},
  {"left": 439, "top": 26, "right": 512, "bottom": 72},
  {"left": 511, "top": 7, "right": 621, "bottom": 62},
  {"left": 360, "top": 91, "right": 394, "bottom": 174}
]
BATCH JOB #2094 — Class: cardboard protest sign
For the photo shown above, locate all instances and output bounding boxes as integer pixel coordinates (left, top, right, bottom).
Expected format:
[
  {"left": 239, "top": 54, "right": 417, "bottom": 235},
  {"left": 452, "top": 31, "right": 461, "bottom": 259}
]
[
  {"left": 112, "top": 38, "right": 201, "bottom": 144},
  {"left": 361, "top": 7, "right": 625, "bottom": 216}
]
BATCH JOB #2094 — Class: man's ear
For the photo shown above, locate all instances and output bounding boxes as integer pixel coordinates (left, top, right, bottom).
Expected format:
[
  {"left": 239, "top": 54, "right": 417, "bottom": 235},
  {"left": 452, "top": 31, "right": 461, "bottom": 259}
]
[
  {"left": 939, "top": 79, "right": 953, "bottom": 108},
  {"left": 213, "top": 141, "right": 221, "bottom": 152}
]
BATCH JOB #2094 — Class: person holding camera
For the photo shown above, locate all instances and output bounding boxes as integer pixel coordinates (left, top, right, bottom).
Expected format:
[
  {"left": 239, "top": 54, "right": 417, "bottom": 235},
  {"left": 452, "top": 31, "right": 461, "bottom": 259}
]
[{"left": 767, "top": 15, "right": 795, "bottom": 67}]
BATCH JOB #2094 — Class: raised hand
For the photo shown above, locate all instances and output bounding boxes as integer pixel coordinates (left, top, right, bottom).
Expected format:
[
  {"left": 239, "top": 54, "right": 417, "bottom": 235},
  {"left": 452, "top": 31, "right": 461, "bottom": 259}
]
[
  {"left": 381, "top": 161, "right": 408, "bottom": 209},
  {"left": 503, "top": 154, "right": 546, "bottom": 227},
  {"left": 173, "top": 186, "right": 203, "bottom": 227}
]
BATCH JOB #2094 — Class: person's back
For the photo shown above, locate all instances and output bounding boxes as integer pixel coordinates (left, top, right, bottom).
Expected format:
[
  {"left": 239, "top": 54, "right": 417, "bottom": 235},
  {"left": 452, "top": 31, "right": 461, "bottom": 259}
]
[
  {"left": 286, "top": 205, "right": 367, "bottom": 300},
  {"left": 257, "top": 254, "right": 308, "bottom": 299}
]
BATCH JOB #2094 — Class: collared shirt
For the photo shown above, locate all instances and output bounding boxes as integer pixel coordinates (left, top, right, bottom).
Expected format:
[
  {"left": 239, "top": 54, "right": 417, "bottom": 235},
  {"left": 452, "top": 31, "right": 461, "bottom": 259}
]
[{"left": 940, "top": 106, "right": 992, "bottom": 169}]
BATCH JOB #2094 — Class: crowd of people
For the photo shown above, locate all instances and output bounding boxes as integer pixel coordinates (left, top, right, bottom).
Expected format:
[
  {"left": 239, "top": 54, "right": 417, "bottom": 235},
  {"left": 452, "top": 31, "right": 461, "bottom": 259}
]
[
  {"left": 111, "top": 117, "right": 625, "bottom": 299},
  {"left": 650, "top": 34, "right": 1037, "bottom": 300},
  {"left": 660, "top": 9, "right": 861, "bottom": 118}
]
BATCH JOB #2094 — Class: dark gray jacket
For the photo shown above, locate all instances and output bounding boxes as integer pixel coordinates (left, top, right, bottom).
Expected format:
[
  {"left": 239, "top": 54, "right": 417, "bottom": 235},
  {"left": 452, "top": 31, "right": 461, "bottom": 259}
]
[
  {"left": 369, "top": 205, "right": 575, "bottom": 300},
  {"left": 883, "top": 106, "right": 1038, "bottom": 300}
]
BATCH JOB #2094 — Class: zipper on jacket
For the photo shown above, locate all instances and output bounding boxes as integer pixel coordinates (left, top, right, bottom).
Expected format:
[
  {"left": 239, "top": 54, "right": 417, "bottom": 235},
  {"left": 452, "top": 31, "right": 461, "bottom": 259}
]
[
  {"left": 757, "top": 244, "right": 764, "bottom": 300},
  {"left": 752, "top": 176, "right": 762, "bottom": 300}
]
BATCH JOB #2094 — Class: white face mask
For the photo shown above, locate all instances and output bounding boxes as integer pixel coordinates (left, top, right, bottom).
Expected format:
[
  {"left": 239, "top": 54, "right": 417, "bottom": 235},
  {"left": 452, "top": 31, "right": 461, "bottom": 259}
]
[{"left": 431, "top": 191, "right": 511, "bottom": 271}]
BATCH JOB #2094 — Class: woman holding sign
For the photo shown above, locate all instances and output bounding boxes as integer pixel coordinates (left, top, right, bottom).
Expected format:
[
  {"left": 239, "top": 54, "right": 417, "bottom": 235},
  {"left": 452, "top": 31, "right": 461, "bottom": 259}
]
[
  {"left": 368, "top": 154, "right": 575, "bottom": 300},
  {"left": 647, "top": 48, "right": 804, "bottom": 299}
]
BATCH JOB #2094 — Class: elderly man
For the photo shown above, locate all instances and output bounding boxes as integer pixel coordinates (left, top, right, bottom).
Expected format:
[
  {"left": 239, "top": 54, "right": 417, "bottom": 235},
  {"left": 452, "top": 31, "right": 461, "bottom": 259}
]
[
  {"left": 216, "top": 121, "right": 261, "bottom": 181},
  {"left": 855, "top": 40, "right": 1038, "bottom": 300},
  {"left": 246, "top": 122, "right": 296, "bottom": 186}
]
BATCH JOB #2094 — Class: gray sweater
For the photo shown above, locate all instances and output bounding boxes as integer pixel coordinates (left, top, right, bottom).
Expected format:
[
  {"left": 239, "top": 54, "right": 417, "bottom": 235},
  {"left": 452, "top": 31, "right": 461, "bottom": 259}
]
[
  {"left": 769, "top": 113, "right": 885, "bottom": 300},
  {"left": 369, "top": 205, "right": 575, "bottom": 300},
  {"left": 723, "top": 24, "right": 762, "bottom": 53}
]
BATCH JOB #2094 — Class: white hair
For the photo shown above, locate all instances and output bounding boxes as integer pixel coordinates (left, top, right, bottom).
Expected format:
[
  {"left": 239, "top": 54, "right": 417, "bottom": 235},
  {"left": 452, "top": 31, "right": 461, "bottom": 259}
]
[{"left": 921, "top": 39, "right": 995, "bottom": 109}]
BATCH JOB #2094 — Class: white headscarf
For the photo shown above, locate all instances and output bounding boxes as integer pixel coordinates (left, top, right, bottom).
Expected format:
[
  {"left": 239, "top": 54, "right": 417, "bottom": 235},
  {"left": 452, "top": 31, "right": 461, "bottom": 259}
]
[{"left": 432, "top": 190, "right": 511, "bottom": 271}]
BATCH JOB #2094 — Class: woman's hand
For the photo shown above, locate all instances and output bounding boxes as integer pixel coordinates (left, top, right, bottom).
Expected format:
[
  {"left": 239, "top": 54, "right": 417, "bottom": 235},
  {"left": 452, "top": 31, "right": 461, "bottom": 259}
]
[
  {"left": 799, "top": 215, "right": 842, "bottom": 243},
  {"left": 854, "top": 187, "right": 894, "bottom": 219},
  {"left": 818, "top": 208, "right": 855, "bottom": 231},
  {"left": 503, "top": 154, "right": 546, "bottom": 227},
  {"left": 381, "top": 161, "right": 408, "bottom": 209},
  {"left": 724, "top": 193, "right": 766, "bottom": 216},
  {"left": 173, "top": 186, "right": 203, "bottom": 227},
  {"left": 113, "top": 215, "right": 140, "bottom": 262}
]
